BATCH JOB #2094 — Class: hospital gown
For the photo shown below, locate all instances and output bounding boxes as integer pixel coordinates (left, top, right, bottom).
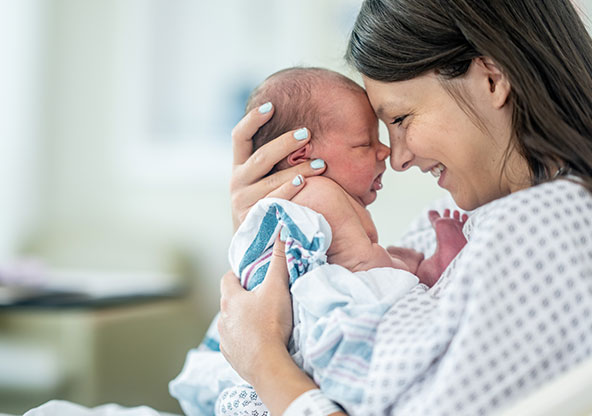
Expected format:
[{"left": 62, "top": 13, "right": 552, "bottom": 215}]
[
  {"left": 356, "top": 178, "right": 592, "bottom": 415},
  {"left": 182, "top": 178, "right": 592, "bottom": 416}
]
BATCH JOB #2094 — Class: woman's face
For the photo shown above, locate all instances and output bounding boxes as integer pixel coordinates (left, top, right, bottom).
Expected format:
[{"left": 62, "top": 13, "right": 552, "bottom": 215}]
[{"left": 363, "top": 67, "right": 528, "bottom": 211}]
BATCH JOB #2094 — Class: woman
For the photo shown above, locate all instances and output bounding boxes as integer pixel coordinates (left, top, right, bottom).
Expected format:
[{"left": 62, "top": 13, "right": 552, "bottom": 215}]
[{"left": 218, "top": 0, "right": 592, "bottom": 415}]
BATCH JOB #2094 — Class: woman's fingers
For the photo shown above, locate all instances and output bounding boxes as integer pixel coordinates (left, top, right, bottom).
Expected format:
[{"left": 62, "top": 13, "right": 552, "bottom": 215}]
[
  {"left": 220, "top": 269, "right": 241, "bottom": 297},
  {"left": 237, "top": 157, "right": 326, "bottom": 201},
  {"left": 257, "top": 236, "right": 293, "bottom": 347},
  {"left": 232, "top": 104, "right": 275, "bottom": 166},
  {"left": 264, "top": 174, "right": 306, "bottom": 200},
  {"left": 261, "top": 237, "right": 290, "bottom": 293},
  {"left": 233, "top": 128, "right": 313, "bottom": 186},
  {"left": 231, "top": 159, "right": 326, "bottom": 228},
  {"left": 217, "top": 239, "right": 293, "bottom": 385},
  {"left": 220, "top": 270, "right": 243, "bottom": 309}
]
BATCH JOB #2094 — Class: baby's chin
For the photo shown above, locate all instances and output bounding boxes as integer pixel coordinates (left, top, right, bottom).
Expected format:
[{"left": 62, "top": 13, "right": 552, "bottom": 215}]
[{"left": 360, "top": 190, "right": 378, "bottom": 207}]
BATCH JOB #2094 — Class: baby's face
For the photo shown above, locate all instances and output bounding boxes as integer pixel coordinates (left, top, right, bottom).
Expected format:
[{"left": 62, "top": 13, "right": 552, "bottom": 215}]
[{"left": 313, "top": 88, "right": 389, "bottom": 206}]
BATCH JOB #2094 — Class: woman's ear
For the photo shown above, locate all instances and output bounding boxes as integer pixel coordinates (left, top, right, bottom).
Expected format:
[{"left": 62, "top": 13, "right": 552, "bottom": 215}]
[
  {"left": 287, "top": 143, "right": 313, "bottom": 166},
  {"left": 475, "top": 57, "right": 511, "bottom": 109}
]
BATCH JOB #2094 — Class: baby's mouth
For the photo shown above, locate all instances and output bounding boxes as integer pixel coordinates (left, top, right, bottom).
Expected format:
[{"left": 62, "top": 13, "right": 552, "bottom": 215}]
[
  {"left": 372, "top": 173, "right": 384, "bottom": 191},
  {"left": 430, "top": 163, "right": 446, "bottom": 178}
]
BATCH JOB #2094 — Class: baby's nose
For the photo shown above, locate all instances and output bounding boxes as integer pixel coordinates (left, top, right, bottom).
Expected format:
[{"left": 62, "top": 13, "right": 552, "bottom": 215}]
[{"left": 377, "top": 142, "right": 390, "bottom": 161}]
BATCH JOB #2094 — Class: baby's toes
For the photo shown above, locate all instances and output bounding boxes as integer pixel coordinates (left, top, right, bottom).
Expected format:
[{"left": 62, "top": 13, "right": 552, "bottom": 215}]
[{"left": 428, "top": 210, "right": 441, "bottom": 226}]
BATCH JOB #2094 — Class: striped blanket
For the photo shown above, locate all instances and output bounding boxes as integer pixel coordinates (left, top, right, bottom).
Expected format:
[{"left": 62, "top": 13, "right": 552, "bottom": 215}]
[{"left": 169, "top": 198, "right": 418, "bottom": 415}]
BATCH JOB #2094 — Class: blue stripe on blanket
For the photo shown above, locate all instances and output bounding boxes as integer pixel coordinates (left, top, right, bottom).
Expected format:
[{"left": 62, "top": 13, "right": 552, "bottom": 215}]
[
  {"left": 306, "top": 302, "right": 392, "bottom": 404},
  {"left": 238, "top": 208, "right": 278, "bottom": 278},
  {"left": 238, "top": 203, "right": 328, "bottom": 290},
  {"left": 247, "top": 262, "right": 270, "bottom": 290},
  {"left": 276, "top": 204, "right": 323, "bottom": 252},
  {"left": 201, "top": 336, "right": 220, "bottom": 352}
]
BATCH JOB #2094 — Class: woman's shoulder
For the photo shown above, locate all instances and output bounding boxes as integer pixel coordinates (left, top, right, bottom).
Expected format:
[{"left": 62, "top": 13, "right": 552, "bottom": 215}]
[
  {"left": 467, "top": 178, "right": 591, "bottom": 237},
  {"left": 435, "top": 177, "right": 592, "bottom": 299},
  {"left": 483, "top": 177, "right": 589, "bottom": 211}
]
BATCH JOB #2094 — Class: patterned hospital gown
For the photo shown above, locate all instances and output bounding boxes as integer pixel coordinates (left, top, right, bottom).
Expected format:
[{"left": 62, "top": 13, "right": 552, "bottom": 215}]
[{"left": 222, "top": 178, "right": 592, "bottom": 415}]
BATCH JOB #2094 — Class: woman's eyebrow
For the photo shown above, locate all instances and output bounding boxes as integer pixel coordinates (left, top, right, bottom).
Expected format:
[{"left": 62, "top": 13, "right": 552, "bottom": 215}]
[
  {"left": 376, "top": 105, "right": 387, "bottom": 118},
  {"left": 375, "top": 101, "right": 402, "bottom": 118}
]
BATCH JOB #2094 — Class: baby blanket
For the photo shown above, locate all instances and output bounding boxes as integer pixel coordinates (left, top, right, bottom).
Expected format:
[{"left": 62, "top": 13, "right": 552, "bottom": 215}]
[{"left": 169, "top": 198, "right": 418, "bottom": 415}]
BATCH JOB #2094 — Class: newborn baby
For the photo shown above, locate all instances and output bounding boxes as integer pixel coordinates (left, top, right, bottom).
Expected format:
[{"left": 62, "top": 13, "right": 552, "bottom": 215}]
[{"left": 246, "top": 67, "right": 467, "bottom": 284}]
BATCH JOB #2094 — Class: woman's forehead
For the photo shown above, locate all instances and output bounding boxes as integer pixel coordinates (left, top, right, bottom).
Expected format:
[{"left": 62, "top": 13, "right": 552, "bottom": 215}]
[{"left": 363, "top": 74, "right": 441, "bottom": 114}]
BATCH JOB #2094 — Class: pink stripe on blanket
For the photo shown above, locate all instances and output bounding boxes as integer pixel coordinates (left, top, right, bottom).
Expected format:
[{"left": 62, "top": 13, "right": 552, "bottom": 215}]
[{"left": 242, "top": 250, "right": 273, "bottom": 289}]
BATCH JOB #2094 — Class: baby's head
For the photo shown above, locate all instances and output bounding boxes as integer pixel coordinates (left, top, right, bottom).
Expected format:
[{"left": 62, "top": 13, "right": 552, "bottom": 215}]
[{"left": 245, "top": 67, "right": 389, "bottom": 206}]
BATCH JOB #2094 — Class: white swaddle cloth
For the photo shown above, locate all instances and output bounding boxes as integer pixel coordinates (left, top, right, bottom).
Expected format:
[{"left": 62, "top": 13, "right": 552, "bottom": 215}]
[{"left": 169, "top": 198, "right": 418, "bottom": 415}]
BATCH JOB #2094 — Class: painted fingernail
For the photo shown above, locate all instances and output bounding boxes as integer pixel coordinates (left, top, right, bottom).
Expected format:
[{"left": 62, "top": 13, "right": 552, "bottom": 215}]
[
  {"left": 293, "top": 128, "right": 308, "bottom": 141},
  {"left": 258, "top": 102, "right": 272, "bottom": 114},
  {"left": 292, "top": 174, "right": 304, "bottom": 186},
  {"left": 280, "top": 226, "right": 288, "bottom": 242},
  {"left": 310, "top": 159, "right": 325, "bottom": 169}
]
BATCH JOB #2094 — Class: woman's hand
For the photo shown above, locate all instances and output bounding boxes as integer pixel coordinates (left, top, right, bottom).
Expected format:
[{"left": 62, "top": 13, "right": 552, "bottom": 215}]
[
  {"left": 230, "top": 103, "right": 326, "bottom": 229},
  {"left": 218, "top": 238, "right": 294, "bottom": 385},
  {"left": 218, "top": 238, "right": 321, "bottom": 414}
]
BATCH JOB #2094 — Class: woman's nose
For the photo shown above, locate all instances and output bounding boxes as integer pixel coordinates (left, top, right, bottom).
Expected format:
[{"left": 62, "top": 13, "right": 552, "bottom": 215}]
[{"left": 389, "top": 139, "right": 414, "bottom": 171}]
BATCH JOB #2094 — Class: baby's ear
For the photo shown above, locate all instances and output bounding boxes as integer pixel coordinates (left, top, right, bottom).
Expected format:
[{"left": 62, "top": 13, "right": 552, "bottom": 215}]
[{"left": 286, "top": 143, "right": 313, "bottom": 166}]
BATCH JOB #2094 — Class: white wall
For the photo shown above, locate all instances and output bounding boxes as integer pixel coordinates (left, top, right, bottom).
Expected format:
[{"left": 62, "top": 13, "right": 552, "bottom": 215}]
[
  {"left": 3, "top": 0, "right": 592, "bottom": 312},
  {"left": 27, "top": 0, "right": 379, "bottom": 314},
  {"left": 0, "top": 0, "right": 45, "bottom": 263}
]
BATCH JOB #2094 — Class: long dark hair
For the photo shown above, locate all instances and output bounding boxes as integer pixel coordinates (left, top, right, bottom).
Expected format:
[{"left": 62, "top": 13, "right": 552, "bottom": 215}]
[{"left": 346, "top": 0, "right": 592, "bottom": 193}]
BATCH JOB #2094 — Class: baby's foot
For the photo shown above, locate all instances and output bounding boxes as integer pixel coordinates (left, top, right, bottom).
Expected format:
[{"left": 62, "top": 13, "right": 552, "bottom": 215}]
[{"left": 416, "top": 209, "right": 468, "bottom": 286}]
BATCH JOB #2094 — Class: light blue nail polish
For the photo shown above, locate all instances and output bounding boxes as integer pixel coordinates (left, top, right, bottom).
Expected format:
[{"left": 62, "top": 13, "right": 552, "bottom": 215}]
[
  {"left": 258, "top": 102, "right": 272, "bottom": 114},
  {"left": 293, "top": 128, "right": 308, "bottom": 141},
  {"left": 292, "top": 175, "right": 303, "bottom": 186},
  {"left": 310, "top": 159, "right": 325, "bottom": 169},
  {"left": 280, "top": 226, "right": 288, "bottom": 242}
]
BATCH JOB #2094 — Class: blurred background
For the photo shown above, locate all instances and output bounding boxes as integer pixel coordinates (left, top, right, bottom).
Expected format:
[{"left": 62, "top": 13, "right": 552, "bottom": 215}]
[{"left": 0, "top": 0, "right": 590, "bottom": 414}]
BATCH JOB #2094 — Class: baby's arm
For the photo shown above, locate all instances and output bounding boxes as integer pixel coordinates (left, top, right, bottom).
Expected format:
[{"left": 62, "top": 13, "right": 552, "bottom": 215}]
[{"left": 291, "top": 177, "right": 418, "bottom": 273}]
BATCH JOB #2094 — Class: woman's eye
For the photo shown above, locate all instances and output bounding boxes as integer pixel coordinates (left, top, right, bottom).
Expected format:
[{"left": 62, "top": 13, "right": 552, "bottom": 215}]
[{"left": 390, "top": 115, "right": 407, "bottom": 126}]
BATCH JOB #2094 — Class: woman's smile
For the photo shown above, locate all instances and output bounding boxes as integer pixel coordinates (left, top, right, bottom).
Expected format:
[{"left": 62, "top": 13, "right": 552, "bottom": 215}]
[{"left": 363, "top": 66, "right": 525, "bottom": 211}]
